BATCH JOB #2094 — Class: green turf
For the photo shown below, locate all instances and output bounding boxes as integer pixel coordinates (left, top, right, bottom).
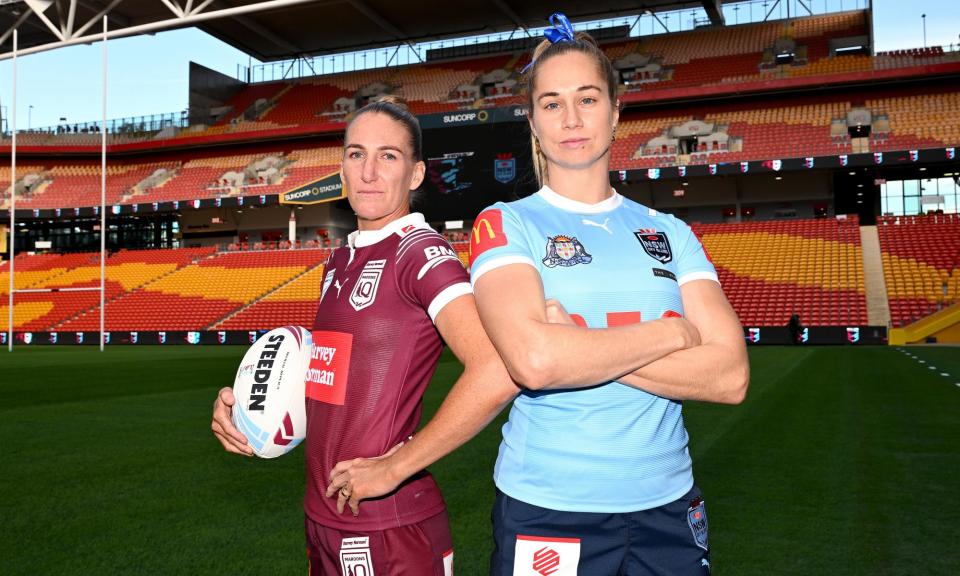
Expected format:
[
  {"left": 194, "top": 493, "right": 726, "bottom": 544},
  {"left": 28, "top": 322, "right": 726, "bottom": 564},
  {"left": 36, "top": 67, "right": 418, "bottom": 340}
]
[{"left": 1, "top": 345, "right": 957, "bottom": 575}]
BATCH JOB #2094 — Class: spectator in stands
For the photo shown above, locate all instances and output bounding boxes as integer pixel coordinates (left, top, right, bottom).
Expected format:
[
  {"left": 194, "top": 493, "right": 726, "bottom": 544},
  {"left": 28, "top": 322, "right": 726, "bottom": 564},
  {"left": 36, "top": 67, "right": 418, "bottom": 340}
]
[
  {"left": 211, "top": 96, "right": 517, "bottom": 574},
  {"left": 327, "top": 15, "right": 748, "bottom": 575}
]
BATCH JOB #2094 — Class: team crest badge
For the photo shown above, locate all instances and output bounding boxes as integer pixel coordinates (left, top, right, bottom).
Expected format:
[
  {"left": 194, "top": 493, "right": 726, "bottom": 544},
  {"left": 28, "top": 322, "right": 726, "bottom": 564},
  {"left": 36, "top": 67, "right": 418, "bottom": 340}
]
[
  {"left": 350, "top": 259, "right": 386, "bottom": 311},
  {"left": 543, "top": 235, "right": 592, "bottom": 268},
  {"left": 909, "top": 149, "right": 919, "bottom": 162},
  {"left": 804, "top": 157, "right": 815, "bottom": 168},
  {"left": 740, "top": 161, "right": 750, "bottom": 173},
  {"left": 839, "top": 154, "right": 848, "bottom": 166},
  {"left": 495, "top": 153, "right": 516, "bottom": 184},
  {"left": 708, "top": 163, "right": 717, "bottom": 175},
  {"left": 747, "top": 327, "right": 761, "bottom": 343},
  {"left": 647, "top": 168, "right": 661, "bottom": 180},
  {"left": 947, "top": 147, "right": 955, "bottom": 160},
  {"left": 873, "top": 152, "right": 883, "bottom": 164},
  {"left": 687, "top": 497, "right": 709, "bottom": 551},
  {"left": 634, "top": 231, "right": 672, "bottom": 264},
  {"left": 340, "top": 537, "right": 375, "bottom": 576},
  {"left": 678, "top": 165, "right": 687, "bottom": 177}
]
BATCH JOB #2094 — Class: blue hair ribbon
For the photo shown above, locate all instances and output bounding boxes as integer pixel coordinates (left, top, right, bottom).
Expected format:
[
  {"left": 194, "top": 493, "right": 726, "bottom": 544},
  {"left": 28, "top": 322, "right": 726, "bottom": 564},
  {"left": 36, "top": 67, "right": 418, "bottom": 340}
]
[
  {"left": 543, "top": 12, "right": 576, "bottom": 44},
  {"left": 522, "top": 12, "right": 577, "bottom": 73}
]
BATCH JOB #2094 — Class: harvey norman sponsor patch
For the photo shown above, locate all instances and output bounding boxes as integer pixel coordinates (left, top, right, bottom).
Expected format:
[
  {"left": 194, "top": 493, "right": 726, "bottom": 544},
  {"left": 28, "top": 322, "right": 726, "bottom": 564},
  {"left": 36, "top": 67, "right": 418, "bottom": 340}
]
[{"left": 306, "top": 331, "right": 353, "bottom": 405}]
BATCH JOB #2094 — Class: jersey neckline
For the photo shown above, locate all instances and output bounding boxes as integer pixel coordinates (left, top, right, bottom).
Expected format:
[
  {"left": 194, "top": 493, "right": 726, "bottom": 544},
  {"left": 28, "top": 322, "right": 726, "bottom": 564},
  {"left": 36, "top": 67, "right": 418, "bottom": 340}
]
[
  {"left": 348, "top": 212, "right": 428, "bottom": 249},
  {"left": 537, "top": 185, "right": 623, "bottom": 214}
]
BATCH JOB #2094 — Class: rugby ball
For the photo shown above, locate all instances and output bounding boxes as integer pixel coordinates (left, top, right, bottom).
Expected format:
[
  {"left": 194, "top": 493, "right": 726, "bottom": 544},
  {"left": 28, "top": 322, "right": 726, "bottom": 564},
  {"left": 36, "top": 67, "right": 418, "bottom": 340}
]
[{"left": 232, "top": 326, "right": 312, "bottom": 458}]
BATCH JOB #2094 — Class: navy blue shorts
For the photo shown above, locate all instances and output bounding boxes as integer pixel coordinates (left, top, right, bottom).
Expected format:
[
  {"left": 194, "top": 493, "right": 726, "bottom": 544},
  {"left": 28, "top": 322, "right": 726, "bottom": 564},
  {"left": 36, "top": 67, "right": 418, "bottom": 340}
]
[{"left": 490, "top": 486, "right": 710, "bottom": 575}]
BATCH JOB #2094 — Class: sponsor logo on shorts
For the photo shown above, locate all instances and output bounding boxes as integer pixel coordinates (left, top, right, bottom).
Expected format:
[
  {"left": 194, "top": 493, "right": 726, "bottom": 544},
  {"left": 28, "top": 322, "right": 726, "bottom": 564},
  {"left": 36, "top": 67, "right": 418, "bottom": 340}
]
[
  {"left": 514, "top": 535, "right": 580, "bottom": 576},
  {"left": 469, "top": 209, "right": 508, "bottom": 267},
  {"left": 339, "top": 536, "right": 375, "bottom": 576},
  {"left": 350, "top": 260, "right": 386, "bottom": 311},
  {"left": 687, "top": 497, "right": 709, "bottom": 551}
]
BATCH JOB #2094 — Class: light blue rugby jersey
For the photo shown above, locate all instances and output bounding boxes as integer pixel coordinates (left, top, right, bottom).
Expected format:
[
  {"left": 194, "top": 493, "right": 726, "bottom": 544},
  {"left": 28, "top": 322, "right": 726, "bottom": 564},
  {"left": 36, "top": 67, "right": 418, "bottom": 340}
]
[{"left": 470, "top": 185, "right": 719, "bottom": 513}]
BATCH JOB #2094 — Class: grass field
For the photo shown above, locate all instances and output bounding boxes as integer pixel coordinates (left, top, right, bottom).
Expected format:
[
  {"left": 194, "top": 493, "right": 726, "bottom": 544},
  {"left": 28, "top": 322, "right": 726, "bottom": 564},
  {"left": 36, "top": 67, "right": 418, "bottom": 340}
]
[{"left": 1, "top": 345, "right": 958, "bottom": 575}]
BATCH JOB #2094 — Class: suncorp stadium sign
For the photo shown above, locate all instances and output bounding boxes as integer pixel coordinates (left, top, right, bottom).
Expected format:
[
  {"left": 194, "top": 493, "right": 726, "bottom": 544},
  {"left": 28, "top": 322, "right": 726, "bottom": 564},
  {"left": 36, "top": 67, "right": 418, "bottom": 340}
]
[
  {"left": 280, "top": 172, "right": 345, "bottom": 205},
  {"left": 420, "top": 105, "right": 528, "bottom": 129}
]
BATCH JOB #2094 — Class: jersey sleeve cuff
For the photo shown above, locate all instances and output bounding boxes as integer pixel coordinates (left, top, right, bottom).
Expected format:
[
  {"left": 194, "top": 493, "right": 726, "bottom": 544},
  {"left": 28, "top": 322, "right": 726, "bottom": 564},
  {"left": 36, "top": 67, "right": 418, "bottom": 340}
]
[
  {"left": 677, "top": 271, "right": 720, "bottom": 286},
  {"left": 427, "top": 282, "right": 473, "bottom": 323},
  {"left": 470, "top": 255, "right": 538, "bottom": 286}
]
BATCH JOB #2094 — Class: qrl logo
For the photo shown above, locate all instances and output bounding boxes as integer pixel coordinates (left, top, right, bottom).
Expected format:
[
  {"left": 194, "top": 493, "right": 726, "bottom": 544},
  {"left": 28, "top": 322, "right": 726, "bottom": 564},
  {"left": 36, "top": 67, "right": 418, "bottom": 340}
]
[{"left": 533, "top": 547, "right": 560, "bottom": 576}]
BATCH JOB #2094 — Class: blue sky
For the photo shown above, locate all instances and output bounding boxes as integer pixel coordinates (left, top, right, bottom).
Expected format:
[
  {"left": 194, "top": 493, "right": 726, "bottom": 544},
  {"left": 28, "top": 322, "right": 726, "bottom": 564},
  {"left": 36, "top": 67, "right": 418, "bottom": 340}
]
[{"left": 0, "top": 0, "right": 958, "bottom": 130}]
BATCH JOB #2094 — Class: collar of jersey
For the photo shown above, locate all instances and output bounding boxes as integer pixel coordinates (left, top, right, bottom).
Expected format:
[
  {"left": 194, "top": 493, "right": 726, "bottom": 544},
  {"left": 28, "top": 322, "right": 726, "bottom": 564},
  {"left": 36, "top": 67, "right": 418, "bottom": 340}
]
[
  {"left": 537, "top": 185, "right": 622, "bottom": 214},
  {"left": 348, "top": 212, "right": 427, "bottom": 248}
]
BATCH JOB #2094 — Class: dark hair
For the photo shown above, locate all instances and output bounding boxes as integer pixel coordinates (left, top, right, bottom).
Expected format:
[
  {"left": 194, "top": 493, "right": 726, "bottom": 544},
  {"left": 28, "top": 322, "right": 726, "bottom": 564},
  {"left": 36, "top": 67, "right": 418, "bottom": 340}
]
[
  {"left": 346, "top": 95, "right": 423, "bottom": 161},
  {"left": 524, "top": 32, "right": 618, "bottom": 185}
]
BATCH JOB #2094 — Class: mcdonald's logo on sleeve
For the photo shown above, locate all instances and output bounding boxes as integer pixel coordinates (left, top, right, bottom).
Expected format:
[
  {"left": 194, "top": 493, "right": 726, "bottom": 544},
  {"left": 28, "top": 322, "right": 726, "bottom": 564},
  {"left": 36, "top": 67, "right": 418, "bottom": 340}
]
[{"left": 469, "top": 209, "right": 508, "bottom": 267}]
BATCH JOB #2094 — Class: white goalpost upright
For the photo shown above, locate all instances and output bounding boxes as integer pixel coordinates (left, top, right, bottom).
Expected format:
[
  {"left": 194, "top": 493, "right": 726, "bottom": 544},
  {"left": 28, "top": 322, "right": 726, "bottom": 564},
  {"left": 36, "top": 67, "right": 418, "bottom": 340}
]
[
  {"left": 2, "top": 0, "right": 328, "bottom": 351},
  {"left": 6, "top": 21, "right": 110, "bottom": 352},
  {"left": 6, "top": 29, "right": 15, "bottom": 352}
]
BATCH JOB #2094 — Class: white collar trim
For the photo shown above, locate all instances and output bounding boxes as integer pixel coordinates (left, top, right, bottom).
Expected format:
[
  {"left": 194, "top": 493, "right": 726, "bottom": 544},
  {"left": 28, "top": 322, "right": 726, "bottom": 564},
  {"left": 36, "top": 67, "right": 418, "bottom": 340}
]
[
  {"left": 537, "top": 185, "right": 622, "bottom": 214},
  {"left": 348, "top": 212, "right": 427, "bottom": 248}
]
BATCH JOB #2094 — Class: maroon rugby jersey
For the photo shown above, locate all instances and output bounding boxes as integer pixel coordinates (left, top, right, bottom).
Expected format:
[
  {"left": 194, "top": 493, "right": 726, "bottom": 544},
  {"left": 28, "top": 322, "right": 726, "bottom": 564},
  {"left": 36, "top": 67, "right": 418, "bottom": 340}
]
[{"left": 304, "top": 213, "right": 472, "bottom": 531}]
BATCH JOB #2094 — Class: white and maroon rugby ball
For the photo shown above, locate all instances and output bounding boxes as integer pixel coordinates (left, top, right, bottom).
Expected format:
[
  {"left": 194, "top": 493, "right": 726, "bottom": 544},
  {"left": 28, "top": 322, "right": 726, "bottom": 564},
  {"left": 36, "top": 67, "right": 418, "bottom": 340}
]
[{"left": 232, "top": 326, "right": 312, "bottom": 458}]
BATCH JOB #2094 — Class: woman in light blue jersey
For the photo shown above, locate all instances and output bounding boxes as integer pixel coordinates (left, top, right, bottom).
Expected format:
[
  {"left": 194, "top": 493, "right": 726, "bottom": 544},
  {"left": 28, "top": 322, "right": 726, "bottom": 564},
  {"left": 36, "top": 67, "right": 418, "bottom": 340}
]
[
  {"left": 320, "top": 14, "right": 749, "bottom": 575},
  {"left": 468, "top": 13, "right": 749, "bottom": 575}
]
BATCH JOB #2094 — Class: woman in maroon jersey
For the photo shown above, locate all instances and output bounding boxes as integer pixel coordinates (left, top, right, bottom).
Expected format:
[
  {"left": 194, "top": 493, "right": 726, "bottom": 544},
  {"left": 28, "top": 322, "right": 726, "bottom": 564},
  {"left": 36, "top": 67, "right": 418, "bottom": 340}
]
[{"left": 212, "top": 97, "right": 518, "bottom": 575}]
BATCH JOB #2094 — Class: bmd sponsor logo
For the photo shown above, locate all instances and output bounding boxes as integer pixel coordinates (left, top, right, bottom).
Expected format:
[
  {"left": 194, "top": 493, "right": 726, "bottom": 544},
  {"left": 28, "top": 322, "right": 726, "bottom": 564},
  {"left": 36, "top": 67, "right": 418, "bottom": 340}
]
[{"left": 418, "top": 245, "right": 460, "bottom": 280}]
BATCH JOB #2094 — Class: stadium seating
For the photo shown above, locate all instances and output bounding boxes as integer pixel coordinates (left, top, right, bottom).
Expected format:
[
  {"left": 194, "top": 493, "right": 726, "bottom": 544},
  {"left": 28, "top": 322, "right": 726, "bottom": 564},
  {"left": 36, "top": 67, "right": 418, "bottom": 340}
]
[
  {"left": 59, "top": 249, "right": 328, "bottom": 331},
  {"left": 877, "top": 214, "right": 960, "bottom": 327},
  {"left": 610, "top": 86, "right": 959, "bottom": 170},
  {"left": 0, "top": 248, "right": 217, "bottom": 331},
  {"left": 214, "top": 262, "right": 326, "bottom": 329},
  {"left": 618, "top": 11, "right": 868, "bottom": 91},
  {"left": 692, "top": 216, "right": 868, "bottom": 326}
]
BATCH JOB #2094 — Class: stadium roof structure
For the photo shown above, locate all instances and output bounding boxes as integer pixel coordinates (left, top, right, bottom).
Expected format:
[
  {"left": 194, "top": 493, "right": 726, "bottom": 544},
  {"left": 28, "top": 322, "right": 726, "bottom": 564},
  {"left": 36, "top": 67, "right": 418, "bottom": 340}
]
[{"left": 0, "top": 0, "right": 733, "bottom": 61}]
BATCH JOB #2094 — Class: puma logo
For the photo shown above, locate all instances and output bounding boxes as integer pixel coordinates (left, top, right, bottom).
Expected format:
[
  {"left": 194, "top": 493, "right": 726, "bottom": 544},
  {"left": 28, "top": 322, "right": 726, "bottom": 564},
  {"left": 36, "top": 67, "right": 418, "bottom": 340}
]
[
  {"left": 334, "top": 278, "right": 348, "bottom": 298},
  {"left": 582, "top": 217, "right": 612, "bottom": 234}
]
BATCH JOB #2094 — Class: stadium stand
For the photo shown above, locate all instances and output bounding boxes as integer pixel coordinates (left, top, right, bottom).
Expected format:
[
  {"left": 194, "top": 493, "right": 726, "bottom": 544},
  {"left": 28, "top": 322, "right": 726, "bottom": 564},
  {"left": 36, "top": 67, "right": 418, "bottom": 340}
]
[
  {"left": 0, "top": 248, "right": 217, "bottom": 331},
  {"left": 877, "top": 214, "right": 960, "bottom": 327},
  {"left": 58, "top": 249, "right": 327, "bottom": 331},
  {"left": 611, "top": 86, "right": 959, "bottom": 169},
  {"left": 693, "top": 217, "right": 868, "bottom": 326},
  {"left": 214, "top": 261, "right": 327, "bottom": 329}
]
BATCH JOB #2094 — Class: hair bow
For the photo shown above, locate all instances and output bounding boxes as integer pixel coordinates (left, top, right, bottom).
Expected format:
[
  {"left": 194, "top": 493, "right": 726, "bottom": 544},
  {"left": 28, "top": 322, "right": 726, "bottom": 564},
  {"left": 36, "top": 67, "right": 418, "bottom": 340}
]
[
  {"left": 543, "top": 13, "right": 576, "bottom": 44},
  {"left": 522, "top": 12, "right": 577, "bottom": 73}
]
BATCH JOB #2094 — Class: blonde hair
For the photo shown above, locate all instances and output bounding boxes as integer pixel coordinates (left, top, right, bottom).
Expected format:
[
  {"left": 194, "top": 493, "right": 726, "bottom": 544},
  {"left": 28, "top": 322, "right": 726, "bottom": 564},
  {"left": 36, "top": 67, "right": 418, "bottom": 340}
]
[{"left": 525, "top": 32, "right": 618, "bottom": 186}]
